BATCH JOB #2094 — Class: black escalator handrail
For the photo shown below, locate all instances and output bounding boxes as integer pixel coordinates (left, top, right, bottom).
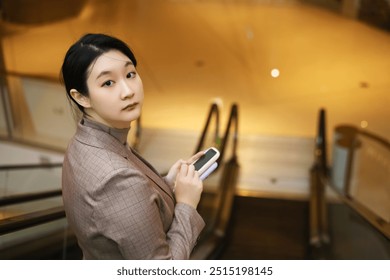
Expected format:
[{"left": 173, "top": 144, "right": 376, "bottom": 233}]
[
  {"left": 0, "top": 206, "right": 65, "bottom": 236},
  {"left": 190, "top": 104, "right": 239, "bottom": 259},
  {"left": 206, "top": 104, "right": 239, "bottom": 258},
  {"left": 359, "top": 130, "right": 390, "bottom": 150},
  {"left": 314, "top": 108, "right": 327, "bottom": 172},
  {"left": 214, "top": 103, "right": 239, "bottom": 224},
  {"left": 309, "top": 108, "right": 329, "bottom": 252},
  {"left": 0, "top": 162, "right": 63, "bottom": 171},
  {"left": 218, "top": 103, "right": 239, "bottom": 164},
  {"left": 194, "top": 103, "right": 220, "bottom": 154},
  {"left": 0, "top": 189, "right": 62, "bottom": 207}
]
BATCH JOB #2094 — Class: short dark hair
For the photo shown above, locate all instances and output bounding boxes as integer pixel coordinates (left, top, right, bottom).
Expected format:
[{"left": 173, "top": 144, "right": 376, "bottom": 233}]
[{"left": 60, "top": 33, "right": 137, "bottom": 114}]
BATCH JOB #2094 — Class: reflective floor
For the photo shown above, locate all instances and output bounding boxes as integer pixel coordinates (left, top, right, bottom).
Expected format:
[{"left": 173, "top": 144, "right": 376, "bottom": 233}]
[{"left": 1, "top": 0, "right": 390, "bottom": 141}]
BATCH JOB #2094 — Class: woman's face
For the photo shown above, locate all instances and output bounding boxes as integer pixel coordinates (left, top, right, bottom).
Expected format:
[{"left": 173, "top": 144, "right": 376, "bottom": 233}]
[{"left": 84, "top": 50, "right": 144, "bottom": 129}]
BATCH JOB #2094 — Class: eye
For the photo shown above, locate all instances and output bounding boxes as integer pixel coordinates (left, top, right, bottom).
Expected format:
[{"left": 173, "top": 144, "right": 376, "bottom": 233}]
[
  {"left": 102, "top": 80, "right": 114, "bottom": 87},
  {"left": 127, "top": 72, "right": 136, "bottom": 79}
]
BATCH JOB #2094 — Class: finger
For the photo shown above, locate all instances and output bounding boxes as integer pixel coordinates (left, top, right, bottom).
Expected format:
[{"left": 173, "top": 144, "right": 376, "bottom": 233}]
[
  {"left": 187, "top": 151, "right": 205, "bottom": 164},
  {"left": 172, "top": 159, "right": 186, "bottom": 169},
  {"left": 179, "top": 163, "right": 188, "bottom": 176},
  {"left": 167, "top": 160, "right": 185, "bottom": 180},
  {"left": 187, "top": 164, "right": 195, "bottom": 177},
  {"left": 194, "top": 170, "right": 200, "bottom": 180}
]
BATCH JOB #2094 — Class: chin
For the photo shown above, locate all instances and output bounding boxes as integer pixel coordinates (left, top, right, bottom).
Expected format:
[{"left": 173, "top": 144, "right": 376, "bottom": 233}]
[{"left": 129, "top": 108, "right": 142, "bottom": 121}]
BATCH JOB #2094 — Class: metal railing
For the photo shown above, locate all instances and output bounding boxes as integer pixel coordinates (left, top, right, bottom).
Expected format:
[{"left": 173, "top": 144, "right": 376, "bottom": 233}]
[
  {"left": 329, "top": 126, "right": 390, "bottom": 238},
  {"left": 0, "top": 189, "right": 62, "bottom": 207},
  {"left": 309, "top": 108, "right": 389, "bottom": 259},
  {"left": 0, "top": 206, "right": 65, "bottom": 236}
]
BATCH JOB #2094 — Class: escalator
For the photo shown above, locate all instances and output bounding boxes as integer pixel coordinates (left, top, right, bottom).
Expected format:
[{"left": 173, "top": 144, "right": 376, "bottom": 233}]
[
  {"left": 0, "top": 102, "right": 240, "bottom": 260},
  {"left": 0, "top": 163, "right": 81, "bottom": 259},
  {"left": 190, "top": 103, "right": 239, "bottom": 259}
]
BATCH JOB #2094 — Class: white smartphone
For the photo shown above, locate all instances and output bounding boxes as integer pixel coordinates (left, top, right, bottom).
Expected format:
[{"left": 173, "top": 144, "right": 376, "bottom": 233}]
[{"left": 192, "top": 147, "right": 220, "bottom": 176}]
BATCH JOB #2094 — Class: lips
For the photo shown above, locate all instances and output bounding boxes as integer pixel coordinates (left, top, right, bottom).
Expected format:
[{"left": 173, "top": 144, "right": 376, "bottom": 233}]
[{"left": 122, "top": 103, "right": 138, "bottom": 110}]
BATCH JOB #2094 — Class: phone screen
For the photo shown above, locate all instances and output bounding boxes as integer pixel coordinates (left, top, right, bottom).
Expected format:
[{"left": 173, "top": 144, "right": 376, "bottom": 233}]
[{"left": 194, "top": 149, "right": 217, "bottom": 171}]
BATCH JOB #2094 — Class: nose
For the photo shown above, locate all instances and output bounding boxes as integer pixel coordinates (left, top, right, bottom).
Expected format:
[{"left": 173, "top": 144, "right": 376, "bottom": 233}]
[{"left": 120, "top": 80, "right": 135, "bottom": 100}]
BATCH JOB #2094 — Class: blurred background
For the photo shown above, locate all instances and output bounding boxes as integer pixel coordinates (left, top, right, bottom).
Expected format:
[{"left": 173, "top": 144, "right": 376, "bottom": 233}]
[{"left": 0, "top": 0, "right": 389, "bottom": 260}]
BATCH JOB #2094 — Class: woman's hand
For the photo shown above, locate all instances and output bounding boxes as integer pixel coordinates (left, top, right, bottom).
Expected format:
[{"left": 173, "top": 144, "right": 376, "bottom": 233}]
[
  {"left": 174, "top": 163, "right": 203, "bottom": 209},
  {"left": 164, "top": 151, "right": 204, "bottom": 189}
]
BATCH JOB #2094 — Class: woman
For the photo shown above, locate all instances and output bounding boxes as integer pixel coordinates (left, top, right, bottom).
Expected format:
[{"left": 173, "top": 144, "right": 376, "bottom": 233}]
[{"left": 61, "top": 33, "right": 205, "bottom": 259}]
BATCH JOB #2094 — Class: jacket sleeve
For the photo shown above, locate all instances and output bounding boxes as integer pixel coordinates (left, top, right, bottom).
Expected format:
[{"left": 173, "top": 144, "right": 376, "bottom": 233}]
[{"left": 92, "top": 166, "right": 205, "bottom": 259}]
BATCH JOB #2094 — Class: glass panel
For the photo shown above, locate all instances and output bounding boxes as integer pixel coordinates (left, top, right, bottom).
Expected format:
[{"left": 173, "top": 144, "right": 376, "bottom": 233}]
[
  {"left": 348, "top": 134, "right": 390, "bottom": 223},
  {"left": 1, "top": 74, "right": 75, "bottom": 150},
  {"left": 326, "top": 200, "right": 390, "bottom": 259},
  {"left": 0, "top": 166, "right": 62, "bottom": 197},
  {"left": 324, "top": 127, "right": 389, "bottom": 259},
  {"left": 0, "top": 165, "right": 63, "bottom": 222},
  {"left": 19, "top": 76, "right": 76, "bottom": 149}
]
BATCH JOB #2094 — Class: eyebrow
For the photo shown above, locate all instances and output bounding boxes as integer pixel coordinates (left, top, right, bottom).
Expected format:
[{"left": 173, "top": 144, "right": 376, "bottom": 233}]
[{"left": 95, "top": 61, "right": 133, "bottom": 80}]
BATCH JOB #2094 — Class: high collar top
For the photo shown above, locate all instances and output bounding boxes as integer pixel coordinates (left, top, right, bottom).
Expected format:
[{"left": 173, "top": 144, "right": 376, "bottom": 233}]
[{"left": 81, "top": 117, "right": 129, "bottom": 145}]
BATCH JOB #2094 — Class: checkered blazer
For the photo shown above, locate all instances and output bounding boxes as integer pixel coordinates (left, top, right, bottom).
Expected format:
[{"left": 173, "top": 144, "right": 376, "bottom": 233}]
[{"left": 62, "top": 120, "right": 205, "bottom": 259}]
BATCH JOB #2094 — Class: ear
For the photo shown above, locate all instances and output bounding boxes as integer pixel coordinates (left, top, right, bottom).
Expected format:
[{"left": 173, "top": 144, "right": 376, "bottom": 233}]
[{"left": 70, "top": 89, "right": 91, "bottom": 108}]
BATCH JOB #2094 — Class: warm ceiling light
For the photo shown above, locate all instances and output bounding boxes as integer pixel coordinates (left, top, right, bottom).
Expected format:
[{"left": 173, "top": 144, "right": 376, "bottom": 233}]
[
  {"left": 271, "top": 68, "right": 280, "bottom": 78},
  {"left": 360, "top": 120, "right": 368, "bottom": 128}
]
